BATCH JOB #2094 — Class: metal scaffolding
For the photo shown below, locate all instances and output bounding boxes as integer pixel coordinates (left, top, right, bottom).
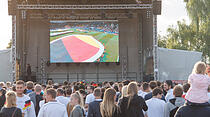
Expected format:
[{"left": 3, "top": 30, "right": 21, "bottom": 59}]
[
  {"left": 12, "top": 16, "right": 16, "bottom": 82},
  {"left": 17, "top": 4, "right": 152, "bottom": 10},
  {"left": 153, "top": 14, "right": 158, "bottom": 80}
]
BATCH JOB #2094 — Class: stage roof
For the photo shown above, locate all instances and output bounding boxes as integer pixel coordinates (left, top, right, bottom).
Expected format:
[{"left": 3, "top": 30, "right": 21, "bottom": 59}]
[{"left": 16, "top": 0, "right": 152, "bottom": 4}]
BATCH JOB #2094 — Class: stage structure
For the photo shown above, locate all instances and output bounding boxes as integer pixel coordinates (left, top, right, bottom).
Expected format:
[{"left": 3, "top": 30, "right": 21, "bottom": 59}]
[{"left": 8, "top": 0, "right": 161, "bottom": 83}]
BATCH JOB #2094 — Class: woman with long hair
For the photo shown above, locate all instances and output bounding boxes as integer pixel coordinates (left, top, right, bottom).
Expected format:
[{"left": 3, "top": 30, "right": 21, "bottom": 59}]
[
  {"left": 100, "top": 88, "right": 121, "bottom": 117},
  {"left": 68, "top": 91, "right": 85, "bottom": 117},
  {"left": 0, "top": 91, "right": 22, "bottom": 117},
  {"left": 118, "top": 82, "right": 148, "bottom": 117}
]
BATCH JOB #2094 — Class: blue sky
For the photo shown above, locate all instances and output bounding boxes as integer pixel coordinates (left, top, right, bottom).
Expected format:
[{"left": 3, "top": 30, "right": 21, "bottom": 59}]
[{"left": 0, "top": 0, "right": 190, "bottom": 50}]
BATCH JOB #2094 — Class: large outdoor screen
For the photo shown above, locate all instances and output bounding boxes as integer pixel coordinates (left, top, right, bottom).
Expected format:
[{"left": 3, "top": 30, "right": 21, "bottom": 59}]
[{"left": 50, "top": 20, "right": 119, "bottom": 63}]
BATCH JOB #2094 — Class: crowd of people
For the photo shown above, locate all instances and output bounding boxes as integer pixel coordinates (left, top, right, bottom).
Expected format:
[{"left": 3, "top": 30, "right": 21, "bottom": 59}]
[
  {"left": 0, "top": 61, "right": 210, "bottom": 117},
  {"left": 51, "top": 21, "right": 119, "bottom": 34}
]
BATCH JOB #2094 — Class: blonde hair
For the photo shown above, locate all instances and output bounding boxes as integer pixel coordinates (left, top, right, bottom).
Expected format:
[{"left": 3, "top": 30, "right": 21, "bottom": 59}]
[
  {"left": 71, "top": 91, "right": 84, "bottom": 107},
  {"left": 5, "top": 91, "right": 17, "bottom": 108},
  {"left": 67, "top": 102, "right": 74, "bottom": 117},
  {"left": 127, "top": 82, "right": 138, "bottom": 108},
  {"left": 192, "top": 61, "right": 206, "bottom": 75},
  {"left": 100, "top": 88, "right": 118, "bottom": 117},
  {"left": 121, "top": 85, "right": 128, "bottom": 98}
]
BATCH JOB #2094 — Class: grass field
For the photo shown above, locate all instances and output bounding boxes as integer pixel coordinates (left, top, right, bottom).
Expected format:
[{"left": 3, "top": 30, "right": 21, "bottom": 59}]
[{"left": 50, "top": 28, "right": 119, "bottom": 62}]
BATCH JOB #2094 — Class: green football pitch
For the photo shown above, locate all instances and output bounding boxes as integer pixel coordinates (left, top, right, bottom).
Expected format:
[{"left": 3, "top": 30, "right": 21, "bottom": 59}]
[{"left": 50, "top": 29, "right": 119, "bottom": 62}]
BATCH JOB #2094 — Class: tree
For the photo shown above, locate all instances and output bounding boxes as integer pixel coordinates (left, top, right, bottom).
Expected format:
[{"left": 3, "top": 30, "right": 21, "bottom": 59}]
[
  {"left": 158, "top": 0, "right": 210, "bottom": 63},
  {"left": 7, "top": 39, "right": 12, "bottom": 49}
]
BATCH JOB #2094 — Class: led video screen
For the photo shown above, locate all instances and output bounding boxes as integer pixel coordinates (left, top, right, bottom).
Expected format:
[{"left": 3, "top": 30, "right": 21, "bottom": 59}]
[{"left": 50, "top": 20, "right": 119, "bottom": 63}]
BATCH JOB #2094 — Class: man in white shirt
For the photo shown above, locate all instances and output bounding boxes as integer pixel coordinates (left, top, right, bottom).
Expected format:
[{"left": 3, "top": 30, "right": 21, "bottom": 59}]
[
  {"left": 85, "top": 86, "right": 95, "bottom": 108},
  {"left": 145, "top": 87, "right": 165, "bottom": 117},
  {"left": 56, "top": 88, "right": 69, "bottom": 107},
  {"left": 138, "top": 82, "right": 150, "bottom": 98},
  {"left": 38, "top": 88, "right": 68, "bottom": 117},
  {"left": 16, "top": 80, "right": 36, "bottom": 117},
  {"left": 164, "top": 80, "right": 174, "bottom": 102}
]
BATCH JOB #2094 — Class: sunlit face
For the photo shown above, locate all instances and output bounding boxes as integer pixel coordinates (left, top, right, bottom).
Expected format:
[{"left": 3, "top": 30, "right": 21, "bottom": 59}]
[
  {"left": 16, "top": 84, "right": 25, "bottom": 95},
  {"left": 70, "top": 96, "right": 78, "bottom": 106},
  {"left": 163, "top": 83, "right": 169, "bottom": 91},
  {"left": 87, "top": 86, "right": 93, "bottom": 94}
]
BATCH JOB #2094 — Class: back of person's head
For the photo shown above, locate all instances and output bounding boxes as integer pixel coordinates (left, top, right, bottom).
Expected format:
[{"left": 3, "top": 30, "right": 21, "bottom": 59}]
[
  {"left": 192, "top": 61, "right": 206, "bottom": 75},
  {"left": 5, "top": 91, "right": 17, "bottom": 108},
  {"left": 53, "top": 83, "right": 59, "bottom": 89},
  {"left": 165, "top": 80, "right": 173, "bottom": 89},
  {"left": 63, "top": 81, "right": 68, "bottom": 86},
  {"left": 183, "top": 83, "right": 190, "bottom": 93},
  {"left": 156, "top": 81, "right": 162, "bottom": 87},
  {"left": 26, "top": 81, "right": 34, "bottom": 90},
  {"left": 122, "top": 80, "right": 130, "bottom": 86},
  {"left": 142, "top": 82, "right": 149, "bottom": 91},
  {"left": 152, "top": 87, "right": 163, "bottom": 97},
  {"left": 149, "top": 81, "right": 157, "bottom": 90},
  {"left": 34, "top": 84, "right": 42, "bottom": 93},
  {"left": 71, "top": 91, "right": 84, "bottom": 107},
  {"left": 65, "top": 88, "right": 72, "bottom": 96},
  {"left": 100, "top": 88, "right": 117, "bottom": 117},
  {"left": 119, "top": 83, "right": 123, "bottom": 89},
  {"left": 57, "top": 88, "right": 64, "bottom": 96},
  {"left": 121, "top": 85, "right": 128, "bottom": 98},
  {"left": 0, "top": 82, "right": 5, "bottom": 88},
  {"left": 79, "top": 89, "right": 86, "bottom": 96},
  {"left": 109, "top": 82, "right": 114, "bottom": 86},
  {"left": 127, "top": 82, "right": 138, "bottom": 97},
  {"left": 73, "top": 85, "right": 79, "bottom": 92},
  {"left": 113, "top": 84, "right": 119, "bottom": 92},
  {"left": 173, "top": 85, "right": 183, "bottom": 97},
  {"left": 93, "top": 88, "right": 101, "bottom": 97},
  {"left": 47, "top": 88, "right": 57, "bottom": 99}
]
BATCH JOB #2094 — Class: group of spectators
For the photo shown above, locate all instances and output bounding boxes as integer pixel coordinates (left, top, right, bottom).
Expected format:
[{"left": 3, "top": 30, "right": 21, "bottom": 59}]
[
  {"left": 0, "top": 61, "right": 209, "bottom": 117},
  {"left": 72, "top": 22, "right": 119, "bottom": 34}
]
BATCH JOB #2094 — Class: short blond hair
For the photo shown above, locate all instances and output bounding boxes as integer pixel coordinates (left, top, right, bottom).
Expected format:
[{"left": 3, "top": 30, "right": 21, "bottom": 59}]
[
  {"left": 192, "top": 61, "right": 206, "bottom": 75},
  {"left": 5, "top": 91, "right": 17, "bottom": 108}
]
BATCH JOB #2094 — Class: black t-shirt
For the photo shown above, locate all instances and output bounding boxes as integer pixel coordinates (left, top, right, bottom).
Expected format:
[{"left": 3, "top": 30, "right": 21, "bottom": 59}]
[{"left": 0, "top": 107, "right": 22, "bottom": 117}]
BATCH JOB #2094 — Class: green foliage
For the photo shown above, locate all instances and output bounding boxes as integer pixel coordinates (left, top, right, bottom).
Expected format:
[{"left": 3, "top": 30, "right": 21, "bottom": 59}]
[{"left": 159, "top": 0, "right": 210, "bottom": 63}]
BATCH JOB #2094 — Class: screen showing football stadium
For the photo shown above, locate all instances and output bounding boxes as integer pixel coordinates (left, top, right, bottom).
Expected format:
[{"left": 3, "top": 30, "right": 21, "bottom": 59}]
[{"left": 50, "top": 20, "right": 119, "bottom": 63}]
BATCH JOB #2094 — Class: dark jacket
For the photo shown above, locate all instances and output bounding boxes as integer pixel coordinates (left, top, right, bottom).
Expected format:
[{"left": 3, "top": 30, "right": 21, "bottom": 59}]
[
  {"left": 0, "top": 107, "right": 22, "bottom": 117},
  {"left": 0, "top": 95, "right": 6, "bottom": 111},
  {"left": 164, "top": 97, "right": 185, "bottom": 117},
  {"left": 175, "top": 102, "right": 210, "bottom": 117},
  {"left": 118, "top": 94, "right": 148, "bottom": 117},
  {"left": 28, "top": 92, "right": 43, "bottom": 116},
  {"left": 87, "top": 100, "right": 102, "bottom": 117},
  {"left": 144, "top": 92, "right": 166, "bottom": 101}
]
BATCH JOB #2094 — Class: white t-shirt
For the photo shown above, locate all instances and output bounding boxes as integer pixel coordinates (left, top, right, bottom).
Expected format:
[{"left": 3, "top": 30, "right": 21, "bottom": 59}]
[
  {"left": 165, "top": 89, "right": 174, "bottom": 102},
  {"left": 138, "top": 91, "right": 149, "bottom": 98},
  {"left": 145, "top": 98, "right": 165, "bottom": 117},
  {"left": 56, "top": 96, "right": 69, "bottom": 107},
  {"left": 38, "top": 101, "right": 68, "bottom": 117},
  {"left": 39, "top": 100, "right": 46, "bottom": 108},
  {"left": 138, "top": 90, "right": 143, "bottom": 96},
  {"left": 16, "top": 94, "right": 36, "bottom": 117},
  {"left": 85, "top": 93, "right": 95, "bottom": 104}
]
